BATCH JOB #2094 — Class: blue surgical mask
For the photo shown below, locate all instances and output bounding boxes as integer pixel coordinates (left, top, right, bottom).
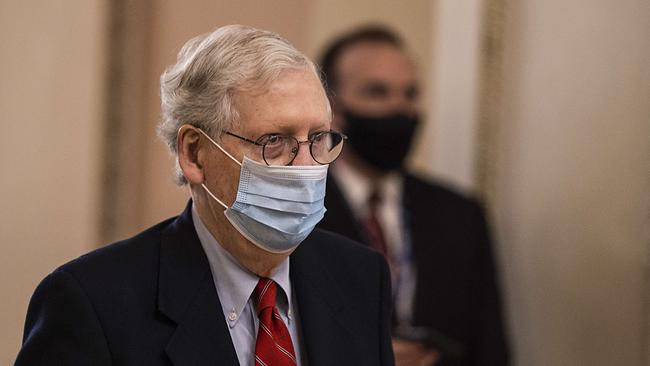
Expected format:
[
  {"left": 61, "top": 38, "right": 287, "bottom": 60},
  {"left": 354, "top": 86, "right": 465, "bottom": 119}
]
[{"left": 198, "top": 129, "right": 328, "bottom": 254}]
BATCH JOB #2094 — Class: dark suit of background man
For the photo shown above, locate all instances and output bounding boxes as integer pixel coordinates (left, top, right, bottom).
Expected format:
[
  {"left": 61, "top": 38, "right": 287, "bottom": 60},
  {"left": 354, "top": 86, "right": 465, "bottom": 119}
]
[
  {"left": 16, "top": 25, "right": 394, "bottom": 366},
  {"left": 316, "top": 26, "right": 510, "bottom": 366}
]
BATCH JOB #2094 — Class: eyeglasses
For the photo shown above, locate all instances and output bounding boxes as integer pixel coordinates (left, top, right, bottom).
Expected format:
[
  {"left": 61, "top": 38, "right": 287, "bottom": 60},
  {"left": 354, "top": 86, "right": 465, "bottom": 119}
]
[{"left": 225, "top": 130, "right": 348, "bottom": 166}]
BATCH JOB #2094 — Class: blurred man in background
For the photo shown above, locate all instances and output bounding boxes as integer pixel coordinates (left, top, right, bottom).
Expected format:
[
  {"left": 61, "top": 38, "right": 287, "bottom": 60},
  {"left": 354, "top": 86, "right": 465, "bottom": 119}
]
[{"left": 317, "top": 26, "right": 509, "bottom": 366}]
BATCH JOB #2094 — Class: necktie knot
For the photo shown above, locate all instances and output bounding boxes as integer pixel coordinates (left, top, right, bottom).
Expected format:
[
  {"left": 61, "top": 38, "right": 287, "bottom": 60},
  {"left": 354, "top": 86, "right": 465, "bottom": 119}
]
[
  {"left": 368, "top": 186, "right": 382, "bottom": 209},
  {"left": 363, "top": 186, "right": 388, "bottom": 255},
  {"left": 254, "top": 278, "right": 277, "bottom": 314}
]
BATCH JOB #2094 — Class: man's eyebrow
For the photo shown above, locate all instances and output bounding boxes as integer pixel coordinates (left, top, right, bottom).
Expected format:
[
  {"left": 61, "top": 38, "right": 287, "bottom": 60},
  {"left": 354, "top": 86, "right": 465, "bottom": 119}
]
[
  {"left": 254, "top": 121, "right": 330, "bottom": 137},
  {"left": 310, "top": 123, "right": 330, "bottom": 132}
]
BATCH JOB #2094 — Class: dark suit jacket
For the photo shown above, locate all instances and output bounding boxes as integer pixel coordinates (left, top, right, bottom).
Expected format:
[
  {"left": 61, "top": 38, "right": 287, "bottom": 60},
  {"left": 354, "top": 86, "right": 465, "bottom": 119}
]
[
  {"left": 318, "top": 173, "right": 509, "bottom": 366},
  {"left": 16, "top": 202, "right": 394, "bottom": 366}
]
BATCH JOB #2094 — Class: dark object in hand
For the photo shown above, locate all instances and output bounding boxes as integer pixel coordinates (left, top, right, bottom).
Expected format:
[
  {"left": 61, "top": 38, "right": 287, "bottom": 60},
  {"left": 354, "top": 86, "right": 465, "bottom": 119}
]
[{"left": 394, "top": 325, "right": 466, "bottom": 365}]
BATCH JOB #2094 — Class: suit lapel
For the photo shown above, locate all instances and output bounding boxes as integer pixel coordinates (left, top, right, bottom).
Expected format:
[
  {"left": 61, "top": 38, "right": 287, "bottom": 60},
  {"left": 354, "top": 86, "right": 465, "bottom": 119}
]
[
  {"left": 158, "top": 202, "right": 239, "bottom": 366},
  {"left": 322, "top": 173, "right": 366, "bottom": 243},
  {"left": 402, "top": 174, "right": 424, "bottom": 261},
  {"left": 290, "top": 238, "right": 360, "bottom": 366}
]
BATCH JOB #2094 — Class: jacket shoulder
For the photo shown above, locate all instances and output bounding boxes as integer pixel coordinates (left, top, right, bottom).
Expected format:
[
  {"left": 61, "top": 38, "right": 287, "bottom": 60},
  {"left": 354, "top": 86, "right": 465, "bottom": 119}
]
[
  {"left": 404, "top": 173, "right": 485, "bottom": 214},
  {"left": 55, "top": 216, "right": 177, "bottom": 292},
  {"left": 405, "top": 173, "right": 478, "bottom": 202}
]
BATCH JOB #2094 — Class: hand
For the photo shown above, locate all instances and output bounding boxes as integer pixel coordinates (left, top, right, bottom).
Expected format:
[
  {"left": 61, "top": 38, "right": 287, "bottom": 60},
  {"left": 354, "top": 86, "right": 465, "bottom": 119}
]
[{"left": 392, "top": 338, "right": 440, "bottom": 366}]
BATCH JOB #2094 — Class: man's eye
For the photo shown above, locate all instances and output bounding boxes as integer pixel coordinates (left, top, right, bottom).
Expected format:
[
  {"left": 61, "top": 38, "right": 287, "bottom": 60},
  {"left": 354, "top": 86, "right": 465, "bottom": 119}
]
[
  {"left": 362, "top": 84, "right": 389, "bottom": 98},
  {"left": 310, "top": 132, "right": 325, "bottom": 142},
  {"left": 263, "top": 135, "right": 283, "bottom": 146}
]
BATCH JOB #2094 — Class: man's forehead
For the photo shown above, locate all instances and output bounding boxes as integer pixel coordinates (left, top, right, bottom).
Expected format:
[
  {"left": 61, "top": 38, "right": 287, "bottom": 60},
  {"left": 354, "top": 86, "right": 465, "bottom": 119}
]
[
  {"left": 231, "top": 69, "right": 331, "bottom": 135},
  {"left": 336, "top": 42, "right": 416, "bottom": 85}
]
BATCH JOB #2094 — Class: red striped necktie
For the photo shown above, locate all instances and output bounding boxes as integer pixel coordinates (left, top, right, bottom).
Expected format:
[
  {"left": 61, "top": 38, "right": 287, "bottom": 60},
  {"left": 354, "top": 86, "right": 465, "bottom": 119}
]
[
  {"left": 253, "top": 278, "right": 297, "bottom": 366},
  {"left": 362, "top": 188, "right": 389, "bottom": 257}
]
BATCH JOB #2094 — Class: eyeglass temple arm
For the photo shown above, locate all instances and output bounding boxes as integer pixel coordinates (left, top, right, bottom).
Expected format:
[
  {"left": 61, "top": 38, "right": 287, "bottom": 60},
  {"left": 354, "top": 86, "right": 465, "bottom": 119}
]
[{"left": 225, "top": 131, "right": 263, "bottom": 146}]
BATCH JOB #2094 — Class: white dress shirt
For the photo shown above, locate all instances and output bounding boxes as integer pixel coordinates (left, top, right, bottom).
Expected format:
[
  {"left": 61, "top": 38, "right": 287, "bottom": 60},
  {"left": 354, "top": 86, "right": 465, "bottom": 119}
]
[
  {"left": 191, "top": 205, "right": 304, "bottom": 366},
  {"left": 331, "top": 161, "right": 417, "bottom": 326}
]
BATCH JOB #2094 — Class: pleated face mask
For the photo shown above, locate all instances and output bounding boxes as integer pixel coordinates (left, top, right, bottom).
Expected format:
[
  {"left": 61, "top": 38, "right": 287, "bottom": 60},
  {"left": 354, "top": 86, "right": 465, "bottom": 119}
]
[{"left": 198, "top": 129, "right": 328, "bottom": 254}]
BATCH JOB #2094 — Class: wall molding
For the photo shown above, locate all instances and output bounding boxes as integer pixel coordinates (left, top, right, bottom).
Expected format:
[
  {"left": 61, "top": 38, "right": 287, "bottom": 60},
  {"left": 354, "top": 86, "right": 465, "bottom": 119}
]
[
  {"left": 475, "top": 0, "right": 506, "bottom": 207},
  {"left": 100, "top": 0, "right": 153, "bottom": 244}
]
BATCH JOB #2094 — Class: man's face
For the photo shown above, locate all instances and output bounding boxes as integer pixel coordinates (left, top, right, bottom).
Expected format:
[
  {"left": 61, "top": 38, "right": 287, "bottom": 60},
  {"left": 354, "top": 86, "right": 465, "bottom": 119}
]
[
  {"left": 192, "top": 67, "right": 331, "bottom": 274},
  {"left": 201, "top": 67, "right": 331, "bottom": 223},
  {"left": 333, "top": 42, "right": 418, "bottom": 119}
]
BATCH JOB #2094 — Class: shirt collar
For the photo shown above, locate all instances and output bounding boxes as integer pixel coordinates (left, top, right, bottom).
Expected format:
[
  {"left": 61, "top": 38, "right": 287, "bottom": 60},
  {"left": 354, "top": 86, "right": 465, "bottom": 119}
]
[
  {"left": 332, "top": 160, "right": 403, "bottom": 215},
  {"left": 191, "top": 204, "right": 293, "bottom": 327}
]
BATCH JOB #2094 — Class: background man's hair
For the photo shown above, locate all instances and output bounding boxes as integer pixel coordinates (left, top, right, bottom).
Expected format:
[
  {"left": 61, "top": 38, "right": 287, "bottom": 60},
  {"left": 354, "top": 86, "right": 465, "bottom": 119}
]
[
  {"left": 318, "top": 25, "right": 404, "bottom": 95},
  {"left": 158, "top": 24, "right": 321, "bottom": 185}
]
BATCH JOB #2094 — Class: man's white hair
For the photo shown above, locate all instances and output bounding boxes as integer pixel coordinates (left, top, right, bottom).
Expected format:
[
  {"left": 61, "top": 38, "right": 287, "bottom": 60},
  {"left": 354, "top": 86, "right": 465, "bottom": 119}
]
[{"left": 158, "top": 24, "right": 324, "bottom": 185}]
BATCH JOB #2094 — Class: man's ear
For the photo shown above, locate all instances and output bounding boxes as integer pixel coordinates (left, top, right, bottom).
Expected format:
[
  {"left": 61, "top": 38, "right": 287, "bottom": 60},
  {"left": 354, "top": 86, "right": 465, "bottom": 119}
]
[{"left": 177, "top": 125, "right": 204, "bottom": 184}]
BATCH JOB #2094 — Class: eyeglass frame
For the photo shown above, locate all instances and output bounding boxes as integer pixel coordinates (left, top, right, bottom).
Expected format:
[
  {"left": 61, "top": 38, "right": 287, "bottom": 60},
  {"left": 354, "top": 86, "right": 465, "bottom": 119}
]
[{"left": 224, "top": 130, "right": 347, "bottom": 166}]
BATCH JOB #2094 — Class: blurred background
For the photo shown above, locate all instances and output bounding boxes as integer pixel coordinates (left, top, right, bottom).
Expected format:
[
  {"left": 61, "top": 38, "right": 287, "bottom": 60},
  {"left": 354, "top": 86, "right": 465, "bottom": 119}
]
[{"left": 1, "top": 0, "right": 648, "bottom": 365}]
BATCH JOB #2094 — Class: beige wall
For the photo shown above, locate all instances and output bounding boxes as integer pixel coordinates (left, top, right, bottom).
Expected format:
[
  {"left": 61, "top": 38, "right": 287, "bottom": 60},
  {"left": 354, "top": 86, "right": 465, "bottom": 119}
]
[
  {"left": 495, "top": 0, "right": 650, "bottom": 365},
  {"left": 428, "top": 0, "right": 484, "bottom": 190},
  {"left": 0, "top": 0, "right": 108, "bottom": 363}
]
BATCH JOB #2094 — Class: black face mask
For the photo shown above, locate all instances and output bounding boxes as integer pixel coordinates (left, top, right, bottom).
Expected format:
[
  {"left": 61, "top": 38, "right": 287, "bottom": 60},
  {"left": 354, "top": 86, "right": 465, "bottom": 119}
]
[{"left": 343, "top": 110, "right": 419, "bottom": 172}]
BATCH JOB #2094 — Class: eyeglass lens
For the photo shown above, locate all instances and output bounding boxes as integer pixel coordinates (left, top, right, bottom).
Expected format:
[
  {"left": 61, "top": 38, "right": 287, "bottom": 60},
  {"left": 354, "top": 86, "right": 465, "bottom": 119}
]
[{"left": 260, "top": 131, "right": 345, "bottom": 166}]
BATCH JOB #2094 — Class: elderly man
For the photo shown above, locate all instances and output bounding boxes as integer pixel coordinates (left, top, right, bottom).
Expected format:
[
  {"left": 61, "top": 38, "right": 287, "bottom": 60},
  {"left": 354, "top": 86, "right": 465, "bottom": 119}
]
[
  {"left": 317, "top": 26, "right": 509, "bottom": 366},
  {"left": 16, "top": 25, "right": 393, "bottom": 366}
]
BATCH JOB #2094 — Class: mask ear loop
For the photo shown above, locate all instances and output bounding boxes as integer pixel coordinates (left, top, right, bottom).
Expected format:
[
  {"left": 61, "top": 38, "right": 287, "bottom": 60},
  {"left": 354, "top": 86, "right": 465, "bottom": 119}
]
[
  {"left": 196, "top": 128, "right": 242, "bottom": 167},
  {"left": 176, "top": 125, "right": 241, "bottom": 210},
  {"left": 195, "top": 128, "right": 243, "bottom": 210},
  {"left": 201, "top": 183, "right": 228, "bottom": 209}
]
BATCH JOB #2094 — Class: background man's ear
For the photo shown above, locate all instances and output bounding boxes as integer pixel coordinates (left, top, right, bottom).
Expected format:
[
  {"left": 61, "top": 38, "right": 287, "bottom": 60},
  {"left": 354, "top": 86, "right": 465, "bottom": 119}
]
[{"left": 177, "top": 125, "right": 205, "bottom": 184}]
